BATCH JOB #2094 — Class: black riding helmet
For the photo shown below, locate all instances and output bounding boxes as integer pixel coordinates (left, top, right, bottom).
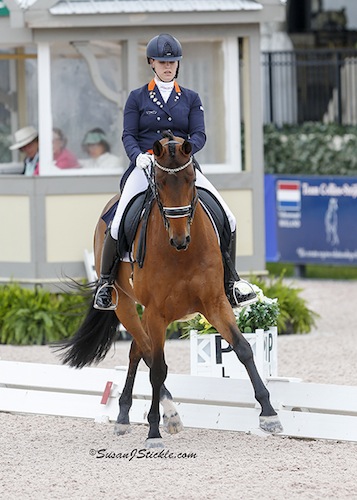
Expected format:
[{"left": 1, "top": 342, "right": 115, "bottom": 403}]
[{"left": 146, "top": 33, "right": 183, "bottom": 62}]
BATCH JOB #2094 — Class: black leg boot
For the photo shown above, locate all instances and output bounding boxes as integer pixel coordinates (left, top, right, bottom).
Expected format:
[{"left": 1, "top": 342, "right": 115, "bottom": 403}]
[
  {"left": 225, "top": 231, "right": 258, "bottom": 308},
  {"left": 93, "top": 230, "right": 119, "bottom": 311}
]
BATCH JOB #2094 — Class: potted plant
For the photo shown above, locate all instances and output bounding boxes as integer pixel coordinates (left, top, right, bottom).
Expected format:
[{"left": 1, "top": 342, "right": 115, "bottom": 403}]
[
  {"left": 184, "top": 285, "right": 279, "bottom": 335},
  {"left": 185, "top": 286, "right": 280, "bottom": 380}
]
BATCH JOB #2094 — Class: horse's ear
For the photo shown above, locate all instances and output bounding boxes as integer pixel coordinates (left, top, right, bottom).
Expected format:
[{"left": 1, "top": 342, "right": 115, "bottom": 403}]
[
  {"left": 181, "top": 140, "right": 192, "bottom": 156},
  {"left": 153, "top": 140, "right": 164, "bottom": 157}
]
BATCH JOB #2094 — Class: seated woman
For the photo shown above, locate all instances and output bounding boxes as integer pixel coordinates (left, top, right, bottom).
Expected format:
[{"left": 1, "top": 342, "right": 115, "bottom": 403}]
[
  {"left": 80, "top": 128, "right": 121, "bottom": 170},
  {"left": 53, "top": 128, "right": 80, "bottom": 169}
]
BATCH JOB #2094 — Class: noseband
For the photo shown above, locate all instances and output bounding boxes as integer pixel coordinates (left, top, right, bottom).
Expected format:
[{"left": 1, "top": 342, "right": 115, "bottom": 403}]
[
  {"left": 155, "top": 157, "right": 193, "bottom": 174},
  {"left": 144, "top": 140, "right": 198, "bottom": 229}
]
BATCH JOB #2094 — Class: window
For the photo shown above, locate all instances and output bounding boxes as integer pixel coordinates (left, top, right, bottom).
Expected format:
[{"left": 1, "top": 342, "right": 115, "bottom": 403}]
[
  {"left": 1, "top": 37, "right": 242, "bottom": 176},
  {"left": 50, "top": 41, "right": 125, "bottom": 174}
]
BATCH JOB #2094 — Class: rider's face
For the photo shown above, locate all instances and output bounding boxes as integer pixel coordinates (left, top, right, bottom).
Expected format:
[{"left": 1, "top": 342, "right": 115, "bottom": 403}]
[{"left": 150, "top": 59, "right": 178, "bottom": 82}]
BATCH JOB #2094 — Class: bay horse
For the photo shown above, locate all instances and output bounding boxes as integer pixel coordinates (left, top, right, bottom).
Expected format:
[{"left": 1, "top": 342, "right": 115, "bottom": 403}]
[{"left": 57, "top": 131, "right": 283, "bottom": 447}]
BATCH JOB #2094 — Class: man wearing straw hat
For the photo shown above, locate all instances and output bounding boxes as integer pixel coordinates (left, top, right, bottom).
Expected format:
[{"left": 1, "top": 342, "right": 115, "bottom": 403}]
[{"left": 9, "top": 126, "right": 39, "bottom": 176}]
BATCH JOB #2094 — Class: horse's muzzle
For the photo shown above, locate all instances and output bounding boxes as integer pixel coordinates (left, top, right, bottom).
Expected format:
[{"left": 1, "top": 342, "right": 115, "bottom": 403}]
[{"left": 170, "top": 235, "right": 190, "bottom": 251}]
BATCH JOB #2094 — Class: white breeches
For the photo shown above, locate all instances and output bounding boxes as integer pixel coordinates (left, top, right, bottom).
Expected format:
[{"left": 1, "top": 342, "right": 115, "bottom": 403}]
[{"left": 110, "top": 167, "right": 236, "bottom": 239}]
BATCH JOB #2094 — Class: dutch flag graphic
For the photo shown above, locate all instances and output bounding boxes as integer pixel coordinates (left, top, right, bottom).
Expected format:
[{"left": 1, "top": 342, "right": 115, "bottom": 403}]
[{"left": 276, "top": 180, "right": 301, "bottom": 211}]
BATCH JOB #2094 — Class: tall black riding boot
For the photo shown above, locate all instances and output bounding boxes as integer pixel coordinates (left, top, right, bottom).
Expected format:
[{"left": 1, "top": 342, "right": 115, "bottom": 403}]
[
  {"left": 93, "top": 230, "right": 119, "bottom": 311},
  {"left": 225, "top": 231, "right": 257, "bottom": 308}
]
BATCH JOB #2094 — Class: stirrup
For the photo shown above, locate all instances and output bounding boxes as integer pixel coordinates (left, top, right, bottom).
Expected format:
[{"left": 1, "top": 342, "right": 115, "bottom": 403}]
[
  {"left": 93, "top": 282, "right": 118, "bottom": 311},
  {"left": 230, "top": 280, "right": 258, "bottom": 308}
]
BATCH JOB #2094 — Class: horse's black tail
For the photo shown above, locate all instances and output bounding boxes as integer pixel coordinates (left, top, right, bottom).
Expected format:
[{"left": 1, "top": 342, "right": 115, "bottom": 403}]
[{"left": 53, "top": 295, "right": 119, "bottom": 369}]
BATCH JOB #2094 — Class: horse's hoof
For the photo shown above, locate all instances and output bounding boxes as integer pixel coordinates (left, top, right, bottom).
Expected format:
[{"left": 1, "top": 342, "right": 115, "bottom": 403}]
[
  {"left": 145, "top": 438, "right": 165, "bottom": 449},
  {"left": 113, "top": 423, "right": 131, "bottom": 436},
  {"left": 163, "top": 412, "right": 184, "bottom": 434},
  {"left": 259, "top": 415, "right": 284, "bottom": 434}
]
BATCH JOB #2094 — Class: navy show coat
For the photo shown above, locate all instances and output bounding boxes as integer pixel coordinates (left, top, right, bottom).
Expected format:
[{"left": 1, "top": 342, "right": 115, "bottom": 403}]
[{"left": 122, "top": 79, "right": 206, "bottom": 171}]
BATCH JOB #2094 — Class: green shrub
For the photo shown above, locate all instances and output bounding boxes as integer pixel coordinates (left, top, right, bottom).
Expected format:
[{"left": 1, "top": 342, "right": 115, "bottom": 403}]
[
  {"left": 0, "top": 283, "right": 88, "bottom": 345},
  {"left": 252, "top": 273, "right": 319, "bottom": 334}
]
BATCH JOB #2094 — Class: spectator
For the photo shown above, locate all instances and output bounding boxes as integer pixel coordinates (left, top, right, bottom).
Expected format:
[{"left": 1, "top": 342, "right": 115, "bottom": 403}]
[
  {"left": 80, "top": 128, "right": 121, "bottom": 170},
  {"left": 53, "top": 128, "right": 80, "bottom": 169},
  {"left": 9, "top": 126, "right": 39, "bottom": 176}
]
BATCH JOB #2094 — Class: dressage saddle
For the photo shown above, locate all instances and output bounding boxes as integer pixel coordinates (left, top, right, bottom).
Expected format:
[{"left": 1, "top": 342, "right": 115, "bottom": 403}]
[{"left": 101, "top": 187, "right": 231, "bottom": 269}]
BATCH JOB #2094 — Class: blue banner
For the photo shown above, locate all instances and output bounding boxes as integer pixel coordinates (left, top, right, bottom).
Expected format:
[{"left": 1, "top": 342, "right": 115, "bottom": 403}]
[{"left": 265, "top": 175, "right": 357, "bottom": 265}]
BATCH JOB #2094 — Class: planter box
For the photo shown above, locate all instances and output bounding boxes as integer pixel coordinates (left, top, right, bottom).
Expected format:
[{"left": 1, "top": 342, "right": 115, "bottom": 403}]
[{"left": 190, "top": 327, "right": 278, "bottom": 380}]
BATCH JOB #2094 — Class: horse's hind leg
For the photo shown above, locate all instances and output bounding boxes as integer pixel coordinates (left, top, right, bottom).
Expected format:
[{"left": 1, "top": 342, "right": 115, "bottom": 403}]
[
  {"left": 160, "top": 384, "right": 184, "bottom": 435},
  {"left": 114, "top": 339, "right": 183, "bottom": 436},
  {"left": 114, "top": 340, "right": 141, "bottom": 435}
]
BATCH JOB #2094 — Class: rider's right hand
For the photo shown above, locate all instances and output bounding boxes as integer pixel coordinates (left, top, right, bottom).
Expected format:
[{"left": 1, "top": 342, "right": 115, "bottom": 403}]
[{"left": 136, "top": 153, "right": 153, "bottom": 170}]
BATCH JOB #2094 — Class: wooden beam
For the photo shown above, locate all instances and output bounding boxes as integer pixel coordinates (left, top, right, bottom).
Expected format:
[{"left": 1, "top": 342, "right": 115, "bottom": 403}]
[{"left": 0, "top": 53, "right": 37, "bottom": 59}]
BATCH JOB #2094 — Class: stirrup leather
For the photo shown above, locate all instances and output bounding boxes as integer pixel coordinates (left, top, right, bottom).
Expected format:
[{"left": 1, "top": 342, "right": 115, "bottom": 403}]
[
  {"left": 231, "top": 279, "right": 258, "bottom": 308},
  {"left": 93, "top": 282, "right": 118, "bottom": 311}
]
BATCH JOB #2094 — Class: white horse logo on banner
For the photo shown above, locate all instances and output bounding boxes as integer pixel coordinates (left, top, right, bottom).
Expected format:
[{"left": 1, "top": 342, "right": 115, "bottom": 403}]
[{"left": 324, "top": 197, "right": 339, "bottom": 246}]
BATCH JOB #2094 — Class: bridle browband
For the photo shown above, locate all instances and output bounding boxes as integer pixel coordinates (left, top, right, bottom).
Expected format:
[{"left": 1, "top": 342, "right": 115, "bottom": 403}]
[
  {"left": 143, "top": 139, "right": 198, "bottom": 228},
  {"left": 155, "top": 157, "right": 193, "bottom": 174}
]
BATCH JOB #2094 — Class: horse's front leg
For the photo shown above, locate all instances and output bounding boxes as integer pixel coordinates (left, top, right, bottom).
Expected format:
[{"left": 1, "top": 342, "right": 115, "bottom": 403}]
[
  {"left": 232, "top": 327, "right": 283, "bottom": 433},
  {"left": 205, "top": 306, "right": 283, "bottom": 434}
]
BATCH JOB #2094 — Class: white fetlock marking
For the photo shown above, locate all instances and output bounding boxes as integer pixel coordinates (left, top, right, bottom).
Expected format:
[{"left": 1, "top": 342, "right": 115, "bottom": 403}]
[{"left": 161, "top": 396, "right": 184, "bottom": 434}]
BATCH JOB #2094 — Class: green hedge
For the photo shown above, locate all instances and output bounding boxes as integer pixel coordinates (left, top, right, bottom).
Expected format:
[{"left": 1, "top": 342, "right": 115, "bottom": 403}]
[
  {"left": 0, "top": 283, "right": 88, "bottom": 345},
  {"left": 264, "top": 122, "right": 357, "bottom": 176},
  {"left": 252, "top": 273, "right": 318, "bottom": 334}
]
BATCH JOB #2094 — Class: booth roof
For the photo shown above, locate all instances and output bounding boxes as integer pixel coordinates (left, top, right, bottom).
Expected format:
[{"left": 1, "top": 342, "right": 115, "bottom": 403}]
[{"left": 49, "top": 0, "right": 262, "bottom": 15}]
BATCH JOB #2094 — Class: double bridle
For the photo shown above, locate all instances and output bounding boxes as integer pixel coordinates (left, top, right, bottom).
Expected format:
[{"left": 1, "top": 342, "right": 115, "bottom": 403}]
[{"left": 144, "top": 140, "right": 198, "bottom": 229}]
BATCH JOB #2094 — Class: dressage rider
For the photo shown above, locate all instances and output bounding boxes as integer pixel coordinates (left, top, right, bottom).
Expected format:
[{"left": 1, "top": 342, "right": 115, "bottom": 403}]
[{"left": 94, "top": 33, "right": 257, "bottom": 311}]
